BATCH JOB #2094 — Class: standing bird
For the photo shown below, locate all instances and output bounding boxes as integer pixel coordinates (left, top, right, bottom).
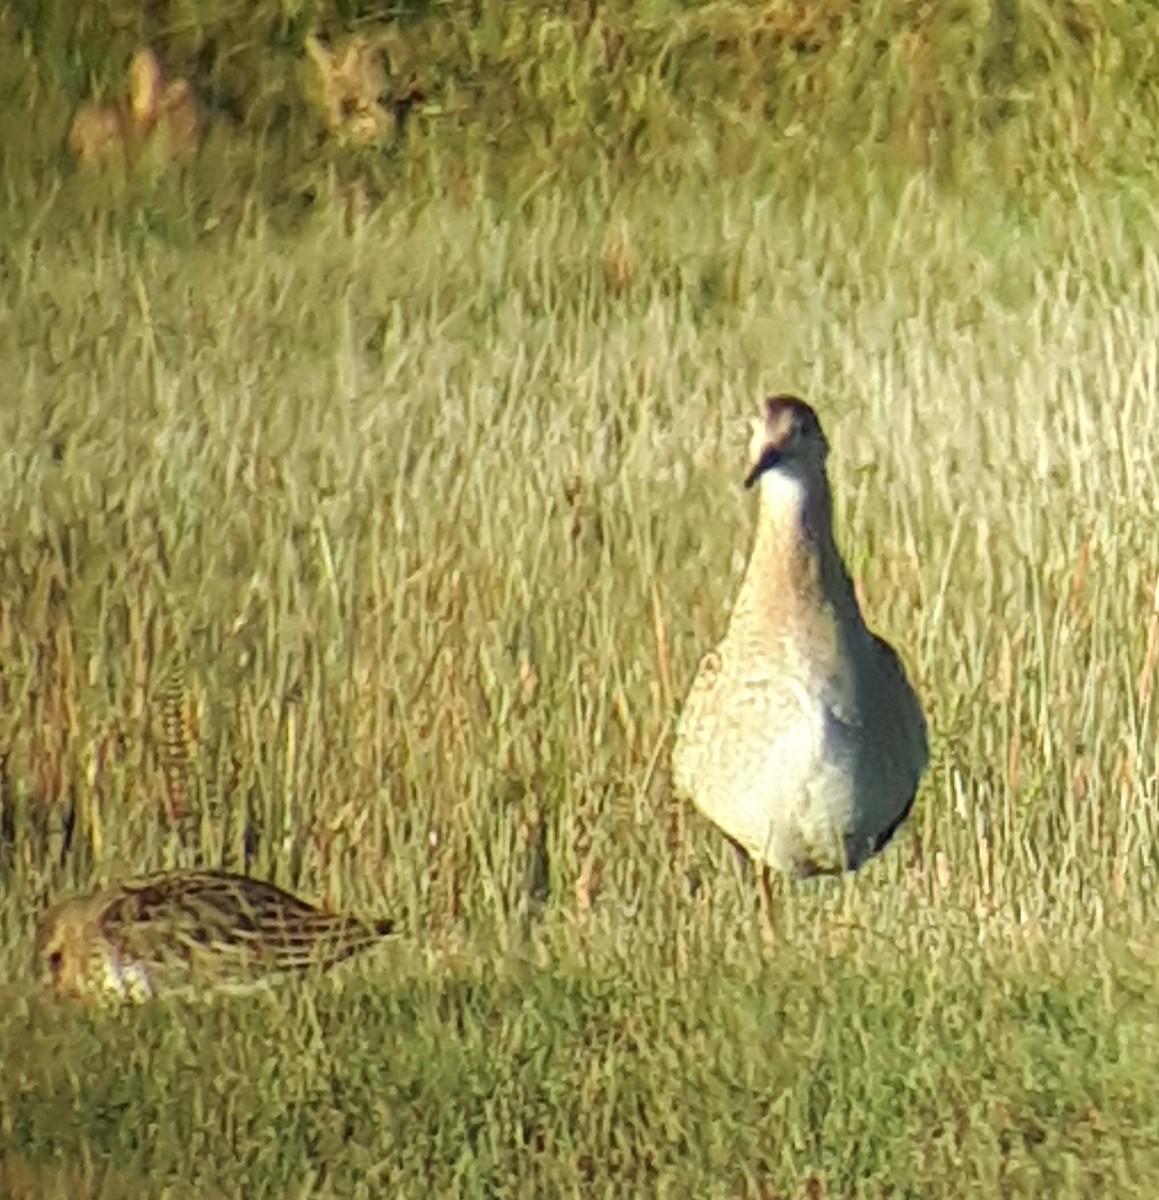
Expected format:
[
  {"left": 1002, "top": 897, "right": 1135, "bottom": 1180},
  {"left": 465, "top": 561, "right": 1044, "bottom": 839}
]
[
  {"left": 672, "top": 395, "right": 928, "bottom": 911},
  {"left": 35, "top": 870, "right": 395, "bottom": 1004}
]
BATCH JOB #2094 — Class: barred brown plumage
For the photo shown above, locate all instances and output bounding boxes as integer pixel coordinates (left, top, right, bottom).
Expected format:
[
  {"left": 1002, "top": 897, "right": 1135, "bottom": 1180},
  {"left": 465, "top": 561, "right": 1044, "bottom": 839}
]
[{"left": 35, "top": 870, "right": 395, "bottom": 1004}]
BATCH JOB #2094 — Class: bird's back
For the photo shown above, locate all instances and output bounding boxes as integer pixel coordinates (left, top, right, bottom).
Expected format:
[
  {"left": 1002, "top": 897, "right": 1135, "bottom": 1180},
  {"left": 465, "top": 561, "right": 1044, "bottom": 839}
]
[
  {"left": 39, "top": 870, "right": 395, "bottom": 1002},
  {"left": 104, "top": 871, "right": 394, "bottom": 979}
]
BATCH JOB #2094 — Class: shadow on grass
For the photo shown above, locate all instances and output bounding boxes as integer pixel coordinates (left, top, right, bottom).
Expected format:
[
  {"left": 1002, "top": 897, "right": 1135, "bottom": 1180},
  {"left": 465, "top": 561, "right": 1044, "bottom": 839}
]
[{"left": 3, "top": 941, "right": 1157, "bottom": 1197}]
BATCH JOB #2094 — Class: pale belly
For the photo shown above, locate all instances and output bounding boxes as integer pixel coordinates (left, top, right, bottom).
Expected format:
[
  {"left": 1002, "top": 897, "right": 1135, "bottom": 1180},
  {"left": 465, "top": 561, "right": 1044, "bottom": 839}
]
[{"left": 688, "top": 702, "right": 877, "bottom": 876}]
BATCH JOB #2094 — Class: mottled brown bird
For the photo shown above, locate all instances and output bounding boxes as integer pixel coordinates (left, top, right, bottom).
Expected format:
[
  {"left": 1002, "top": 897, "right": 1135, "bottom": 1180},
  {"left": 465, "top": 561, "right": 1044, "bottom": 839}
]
[
  {"left": 36, "top": 870, "right": 395, "bottom": 1004},
  {"left": 673, "top": 395, "right": 928, "bottom": 896}
]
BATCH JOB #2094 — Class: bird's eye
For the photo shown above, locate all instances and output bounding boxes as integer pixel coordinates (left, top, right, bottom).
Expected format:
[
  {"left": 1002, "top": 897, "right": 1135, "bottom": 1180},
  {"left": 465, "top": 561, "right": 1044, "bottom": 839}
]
[{"left": 47, "top": 951, "right": 63, "bottom": 976}]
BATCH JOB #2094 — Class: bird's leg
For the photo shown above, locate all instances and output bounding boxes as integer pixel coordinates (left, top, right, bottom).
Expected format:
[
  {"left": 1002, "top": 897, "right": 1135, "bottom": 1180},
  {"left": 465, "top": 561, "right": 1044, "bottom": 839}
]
[
  {"left": 725, "top": 834, "right": 751, "bottom": 873},
  {"left": 723, "top": 835, "right": 776, "bottom": 948},
  {"left": 758, "top": 864, "right": 776, "bottom": 948}
]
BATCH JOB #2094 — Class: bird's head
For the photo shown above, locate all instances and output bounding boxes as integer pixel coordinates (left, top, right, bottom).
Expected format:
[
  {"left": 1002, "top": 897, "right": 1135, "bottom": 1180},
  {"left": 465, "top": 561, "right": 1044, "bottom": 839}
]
[{"left": 743, "top": 394, "right": 829, "bottom": 491}]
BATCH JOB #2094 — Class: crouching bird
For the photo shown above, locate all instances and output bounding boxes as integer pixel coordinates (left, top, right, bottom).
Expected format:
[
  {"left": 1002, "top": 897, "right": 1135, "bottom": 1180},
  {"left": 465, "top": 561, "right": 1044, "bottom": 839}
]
[
  {"left": 36, "top": 869, "right": 396, "bottom": 1004},
  {"left": 672, "top": 395, "right": 928, "bottom": 917}
]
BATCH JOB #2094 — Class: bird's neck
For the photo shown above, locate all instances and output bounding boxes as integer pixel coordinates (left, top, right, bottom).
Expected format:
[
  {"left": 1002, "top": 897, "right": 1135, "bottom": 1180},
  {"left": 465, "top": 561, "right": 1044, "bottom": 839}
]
[{"left": 730, "top": 469, "right": 851, "bottom": 640}]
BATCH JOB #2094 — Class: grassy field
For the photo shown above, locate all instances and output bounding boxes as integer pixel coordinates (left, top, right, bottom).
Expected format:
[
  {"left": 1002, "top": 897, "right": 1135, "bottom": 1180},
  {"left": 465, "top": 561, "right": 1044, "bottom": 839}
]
[{"left": 2, "top": 1, "right": 1159, "bottom": 1196}]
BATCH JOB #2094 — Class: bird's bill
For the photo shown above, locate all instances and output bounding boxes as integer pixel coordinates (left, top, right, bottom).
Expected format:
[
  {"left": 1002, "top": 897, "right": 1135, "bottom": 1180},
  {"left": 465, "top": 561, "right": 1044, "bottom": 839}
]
[{"left": 744, "top": 442, "right": 784, "bottom": 489}]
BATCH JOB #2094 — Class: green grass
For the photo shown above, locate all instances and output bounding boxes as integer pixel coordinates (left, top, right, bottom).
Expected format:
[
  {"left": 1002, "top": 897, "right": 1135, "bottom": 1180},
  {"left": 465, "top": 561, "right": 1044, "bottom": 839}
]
[
  {"left": 2, "top": 1, "right": 1159, "bottom": 1195},
  {"left": 5, "top": 941, "right": 1159, "bottom": 1197}
]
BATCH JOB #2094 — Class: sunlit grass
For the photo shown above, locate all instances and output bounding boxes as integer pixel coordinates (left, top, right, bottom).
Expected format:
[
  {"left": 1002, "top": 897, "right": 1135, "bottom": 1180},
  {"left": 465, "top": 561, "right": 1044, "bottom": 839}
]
[
  {"left": 2, "top": 1, "right": 1159, "bottom": 1189},
  {"left": 3, "top": 169, "right": 1156, "bottom": 929},
  {"left": 0, "top": 165, "right": 1156, "bottom": 1192}
]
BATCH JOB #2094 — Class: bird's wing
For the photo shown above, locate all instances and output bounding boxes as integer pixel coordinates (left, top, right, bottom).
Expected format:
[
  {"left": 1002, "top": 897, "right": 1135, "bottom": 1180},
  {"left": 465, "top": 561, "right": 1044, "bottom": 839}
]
[{"left": 868, "top": 631, "right": 929, "bottom": 781}]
